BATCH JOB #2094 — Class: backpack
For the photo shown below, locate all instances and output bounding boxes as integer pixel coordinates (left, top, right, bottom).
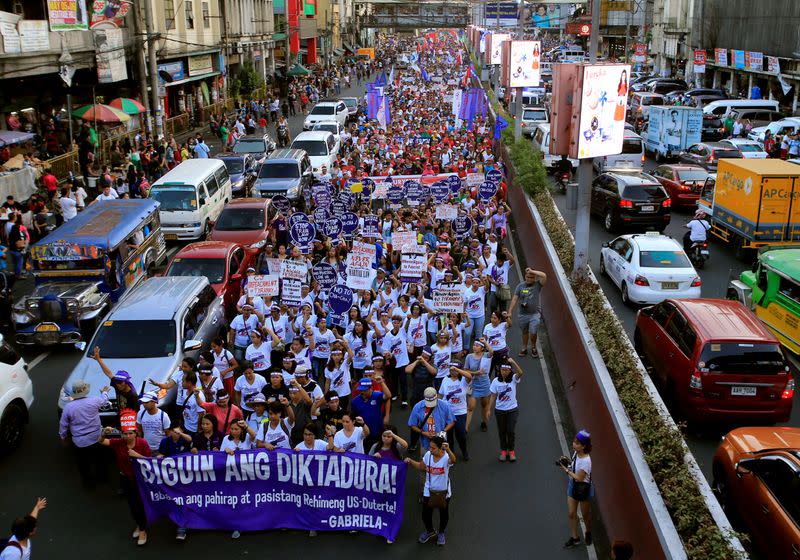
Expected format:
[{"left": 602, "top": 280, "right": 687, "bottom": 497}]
[{"left": 0, "top": 538, "right": 23, "bottom": 557}]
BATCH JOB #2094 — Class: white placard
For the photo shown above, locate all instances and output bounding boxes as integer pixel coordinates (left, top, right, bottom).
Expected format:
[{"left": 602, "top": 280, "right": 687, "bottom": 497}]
[
  {"left": 247, "top": 275, "right": 280, "bottom": 297},
  {"left": 577, "top": 64, "right": 631, "bottom": 160},
  {"left": 0, "top": 12, "right": 21, "bottom": 54},
  {"left": 372, "top": 184, "right": 389, "bottom": 199},
  {"left": 466, "top": 173, "right": 484, "bottom": 187},
  {"left": 264, "top": 257, "right": 281, "bottom": 275},
  {"left": 400, "top": 250, "right": 426, "bottom": 281},
  {"left": 436, "top": 204, "right": 458, "bottom": 221},
  {"left": 281, "top": 259, "right": 308, "bottom": 281},
  {"left": 281, "top": 278, "right": 303, "bottom": 307},
  {"left": 433, "top": 287, "right": 465, "bottom": 313},
  {"left": 18, "top": 20, "right": 49, "bottom": 53},
  {"left": 345, "top": 242, "right": 377, "bottom": 290},
  {"left": 393, "top": 230, "right": 417, "bottom": 251}
]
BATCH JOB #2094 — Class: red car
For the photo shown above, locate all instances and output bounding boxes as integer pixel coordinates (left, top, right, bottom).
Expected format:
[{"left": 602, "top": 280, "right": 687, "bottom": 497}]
[
  {"left": 207, "top": 198, "right": 274, "bottom": 254},
  {"left": 651, "top": 164, "right": 709, "bottom": 207},
  {"left": 165, "top": 241, "right": 252, "bottom": 316},
  {"left": 634, "top": 298, "right": 793, "bottom": 424}
]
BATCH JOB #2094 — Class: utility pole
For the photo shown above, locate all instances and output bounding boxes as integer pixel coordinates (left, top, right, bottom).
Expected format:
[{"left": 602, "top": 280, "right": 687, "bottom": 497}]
[
  {"left": 572, "top": 0, "right": 600, "bottom": 277},
  {"left": 143, "top": 0, "right": 163, "bottom": 139},
  {"left": 131, "top": 6, "right": 152, "bottom": 135},
  {"left": 513, "top": 5, "right": 524, "bottom": 140}
]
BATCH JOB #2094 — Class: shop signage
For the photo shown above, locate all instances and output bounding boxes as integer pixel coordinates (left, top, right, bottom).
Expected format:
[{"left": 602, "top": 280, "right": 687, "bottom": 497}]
[
  {"left": 47, "top": 0, "right": 89, "bottom": 31},
  {"left": 188, "top": 54, "right": 214, "bottom": 76}
]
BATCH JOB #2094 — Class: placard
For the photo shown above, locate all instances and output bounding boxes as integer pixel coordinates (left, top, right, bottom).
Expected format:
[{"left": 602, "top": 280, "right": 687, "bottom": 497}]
[
  {"left": 328, "top": 285, "right": 354, "bottom": 314},
  {"left": 433, "top": 287, "right": 465, "bottom": 313},
  {"left": 466, "top": 173, "right": 484, "bottom": 187},
  {"left": 312, "top": 262, "right": 338, "bottom": 291},
  {"left": 486, "top": 169, "right": 503, "bottom": 184},
  {"left": 453, "top": 215, "right": 473, "bottom": 237},
  {"left": 447, "top": 174, "right": 462, "bottom": 193},
  {"left": 386, "top": 184, "right": 405, "bottom": 206},
  {"left": 431, "top": 182, "right": 450, "bottom": 203},
  {"left": 332, "top": 199, "right": 349, "bottom": 215},
  {"left": 313, "top": 206, "right": 331, "bottom": 223},
  {"left": 271, "top": 195, "right": 291, "bottom": 215},
  {"left": 393, "top": 230, "right": 417, "bottom": 251},
  {"left": 362, "top": 215, "right": 380, "bottom": 238},
  {"left": 281, "top": 260, "right": 308, "bottom": 281},
  {"left": 289, "top": 221, "right": 316, "bottom": 249},
  {"left": 289, "top": 212, "right": 309, "bottom": 228},
  {"left": 400, "top": 248, "right": 426, "bottom": 282},
  {"left": 478, "top": 182, "right": 498, "bottom": 201},
  {"left": 435, "top": 204, "right": 458, "bottom": 221},
  {"left": 281, "top": 279, "right": 303, "bottom": 307},
  {"left": 345, "top": 242, "right": 377, "bottom": 290},
  {"left": 264, "top": 257, "right": 281, "bottom": 275},
  {"left": 322, "top": 218, "right": 343, "bottom": 239},
  {"left": 340, "top": 212, "right": 359, "bottom": 238},
  {"left": 247, "top": 275, "right": 280, "bottom": 297}
]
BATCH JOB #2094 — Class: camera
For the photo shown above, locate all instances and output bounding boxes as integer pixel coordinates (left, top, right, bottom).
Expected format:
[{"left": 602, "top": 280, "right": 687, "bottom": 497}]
[{"left": 556, "top": 455, "right": 570, "bottom": 468}]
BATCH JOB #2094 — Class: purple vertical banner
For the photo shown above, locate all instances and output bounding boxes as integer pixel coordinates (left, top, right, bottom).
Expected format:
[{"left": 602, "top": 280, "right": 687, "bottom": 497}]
[{"left": 134, "top": 450, "right": 407, "bottom": 539}]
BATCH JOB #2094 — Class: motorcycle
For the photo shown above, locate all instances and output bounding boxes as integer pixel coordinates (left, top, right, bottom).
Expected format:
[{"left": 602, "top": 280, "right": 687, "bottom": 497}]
[
  {"left": 688, "top": 241, "right": 710, "bottom": 269},
  {"left": 555, "top": 170, "right": 571, "bottom": 193}
]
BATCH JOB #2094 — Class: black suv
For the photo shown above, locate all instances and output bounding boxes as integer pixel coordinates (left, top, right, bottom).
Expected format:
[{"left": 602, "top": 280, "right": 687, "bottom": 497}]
[
  {"left": 701, "top": 115, "right": 726, "bottom": 141},
  {"left": 590, "top": 172, "right": 672, "bottom": 233}
]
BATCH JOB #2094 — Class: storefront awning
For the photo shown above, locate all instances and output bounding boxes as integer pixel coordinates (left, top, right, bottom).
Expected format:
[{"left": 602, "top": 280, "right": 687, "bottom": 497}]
[
  {"left": 165, "top": 71, "right": 221, "bottom": 87},
  {"left": 287, "top": 63, "right": 312, "bottom": 76}
]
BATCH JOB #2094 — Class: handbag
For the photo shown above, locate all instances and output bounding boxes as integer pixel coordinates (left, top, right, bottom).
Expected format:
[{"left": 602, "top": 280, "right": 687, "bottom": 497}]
[
  {"left": 498, "top": 283, "right": 512, "bottom": 302},
  {"left": 426, "top": 455, "right": 448, "bottom": 509}
]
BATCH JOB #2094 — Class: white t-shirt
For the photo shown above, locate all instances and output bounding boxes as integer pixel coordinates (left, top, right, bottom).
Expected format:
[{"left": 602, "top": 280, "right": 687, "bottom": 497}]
[
  {"left": 245, "top": 342, "right": 271, "bottom": 373},
  {"left": 325, "top": 357, "right": 352, "bottom": 397},
  {"left": 312, "top": 327, "right": 336, "bottom": 359},
  {"left": 490, "top": 376, "right": 520, "bottom": 411},
  {"left": 198, "top": 375, "right": 224, "bottom": 402},
  {"left": 294, "top": 439, "right": 329, "bottom": 451},
  {"left": 237, "top": 295, "right": 267, "bottom": 316},
  {"left": 489, "top": 261, "right": 510, "bottom": 293},
  {"left": 220, "top": 434, "right": 254, "bottom": 453},
  {"left": 266, "top": 314, "right": 291, "bottom": 343},
  {"left": 257, "top": 418, "right": 293, "bottom": 448},
  {"left": 136, "top": 408, "right": 171, "bottom": 450},
  {"left": 431, "top": 343, "right": 452, "bottom": 379},
  {"left": 438, "top": 376, "right": 469, "bottom": 416},
  {"left": 346, "top": 332, "right": 374, "bottom": 369},
  {"left": 212, "top": 348, "right": 236, "bottom": 379},
  {"left": 182, "top": 390, "right": 205, "bottom": 432},
  {"left": 465, "top": 286, "right": 487, "bottom": 318},
  {"left": 333, "top": 426, "right": 366, "bottom": 454},
  {"left": 483, "top": 322, "right": 509, "bottom": 352},
  {"left": 0, "top": 537, "right": 30, "bottom": 560},
  {"left": 230, "top": 314, "right": 261, "bottom": 347},
  {"left": 60, "top": 196, "right": 78, "bottom": 221},
  {"left": 382, "top": 328, "right": 410, "bottom": 367},
  {"left": 405, "top": 314, "right": 428, "bottom": 347},
  {"left": 422, "top": 451, "right": 451, "bottom": 498},
  {"left": 234, "top": 374, "right": 268, "bottom": 412},
  {"left": 572, "top": 453, "right": 592, "bottom": 483}
]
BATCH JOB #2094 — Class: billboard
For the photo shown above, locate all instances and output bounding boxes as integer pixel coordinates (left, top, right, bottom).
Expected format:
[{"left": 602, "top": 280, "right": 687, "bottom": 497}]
[
  {"left": 484, "top": 2, "right": 519, "bottom": 27},
  {"left": 506, "top": 41, "right": 541, "bottom": 88},
  {"left": 577, "top": 64, "right": 631, "bottom": 159},
  {"left": 489, "top": 33, "right": 510, "bottom": 65}
]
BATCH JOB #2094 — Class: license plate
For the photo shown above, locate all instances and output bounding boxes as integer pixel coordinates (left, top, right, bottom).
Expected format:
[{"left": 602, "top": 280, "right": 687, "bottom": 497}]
[
  {"left": 35, "top": 323, "right": 59, "bottom": 332},
  {"left": 661, "top": 281, "right": 678, "bottom": 290},
  {"left": 641, "top": 205, "right": 655, "bottom": 212},
  {"left": 165, "top": 234, "right": 178, "bottom": 240},
  {"left": 731, "top": 386, "right": 757, "bottom": 396},
  {"left": 700, "top": 250, "right": 710, "bottom": 256}
]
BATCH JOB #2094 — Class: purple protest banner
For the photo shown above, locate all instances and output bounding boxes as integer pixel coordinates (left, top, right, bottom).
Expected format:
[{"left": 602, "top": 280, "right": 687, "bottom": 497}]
[
  {"left": 386, "top": 184, "right": 405, "bottom": 206},
  {"left": 313, "top": 206, "right": 331, "bottom": 223},
  {"left": 312, "top": 185, "right": 332, "bottom": 209},
  {"left": 340, "top": 212, "right": 359, "bottom": 239},
  {"left": 338, "top": 191, "right": 354, "bottom": 208},
  {"left": 478, "top": 181, "right": 498, "bottom": 201},
  {"left": 486, "top": 169, "right": 503, "bottom": 184},
  {"left": 430, "top": 182, "right": 450, "bottom": 203},
  {"left": 328, "top": 284, "right": 354, "bottom": 314},
  {"left": 322, "top": 217, "right": 343, "bottom": 239},
  {"left": 134, "top": 450, "right": 406, "bottom": 539},
  {"left": 271, "top": 195, "right": 291, "bottom": 216},
  {"left": 312, "top": 262, "right": 338, "bottom": 291},
  {"left": 289, "top": 212, "right": 309, "bottom": 228},
  {"left": 362, "top": 214, "right": 380, "bottom": 238},
  {"left": 332, "top": 199, "right": 348, "bottom": 215},
  {"left": 290, "top": 221, "right": 317, "bottom": 251},
  {"left": 447, "top": 174, "right": 461, "bottom": 193},
  {"left": 453, "top": 215, "right": 473, "bottom": 238}
]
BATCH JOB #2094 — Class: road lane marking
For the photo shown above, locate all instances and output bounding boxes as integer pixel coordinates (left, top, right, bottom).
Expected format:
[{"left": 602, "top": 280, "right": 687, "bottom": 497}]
[
  {"left": 508, "top": 224, "right": 597, "bottom": 560},
  {"left": 27, "top": 351, "right": 51, "bottom": 371}
]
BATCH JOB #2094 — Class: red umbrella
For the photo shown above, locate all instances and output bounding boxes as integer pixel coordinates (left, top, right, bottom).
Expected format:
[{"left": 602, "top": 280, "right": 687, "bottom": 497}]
[
  {"left": 71, "top": 104, "right": 130, "bottom": 123},
  {"left": 108, "top": 98, "right": 147, "bottom": 115}
]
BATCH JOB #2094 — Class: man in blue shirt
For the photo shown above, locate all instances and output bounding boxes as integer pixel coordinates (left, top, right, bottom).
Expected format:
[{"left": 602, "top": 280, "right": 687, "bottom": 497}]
[
  {"left": 193, "top": 137, "right": 210, "bottom": 158},
  {"left": 350, "top": 377, "right": 390, "bottom": 453},
  {"left": 407, "top": 387, "right": 455, "bottom": 452}
]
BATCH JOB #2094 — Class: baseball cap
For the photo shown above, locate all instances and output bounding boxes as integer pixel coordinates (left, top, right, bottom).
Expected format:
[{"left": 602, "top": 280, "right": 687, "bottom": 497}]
[
  {"left": 357, "top": 377, "right": 372, "bottom": 390},
  {"left": 576, "top": 430, "right": 591, "bottom": 445},
  {"left": 423, "top": 387, "right": 438, "bottom": 407},
  {"left": 247, "top": 393, "right": 267, "bottom": 405},
  {"left": 140, "top": 391, "right": 159, "bottom": 403}
]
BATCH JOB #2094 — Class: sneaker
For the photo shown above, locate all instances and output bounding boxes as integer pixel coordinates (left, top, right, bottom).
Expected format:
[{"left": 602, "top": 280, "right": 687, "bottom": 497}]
[
  {"left": 401, "top": 401, "right": 408, "bottom": 408},
  {"left": 231, "top": 530, "right": 241, "bottom": 539},
  {"left": 418, "top": 531, "right": 436, "bottom": 544},
  {"left": 509, "top": 451, "right": 517, "bottom": 462},
  {"left": 309, "top": 530, "right": 317, "bottom": 537},
  {"left": 584, "top": 531, "right": 592, "bottom": 545},
  {"left": 563, "top": 537, "right": 580, "bottom": 548},
  {"left": 498, "top": 450, "right": 507, "bottom": 462},
  {"left": 175, "top": 528, "right": 187, "bottom": 541},
  {"left": 386, "top": 538, "right": 394, "bottom": 544},
  {"left": 437, "top": 532, "right": 446, "bottom": 546},
  {"left": 132, "top": 528, "right": 140, "bottom": 539},
  {"left": 480, "top": 421, "right": 488, "bottom": 432}
]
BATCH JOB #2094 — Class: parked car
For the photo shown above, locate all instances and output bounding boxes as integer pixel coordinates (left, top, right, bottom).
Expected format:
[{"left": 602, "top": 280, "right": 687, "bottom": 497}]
[
  {"left": 651, "top": 164, "right": 709, "bottom": 208},
  {"left": 590, "top": 171, "right": 672, "bottom": 233},
  {"left": 728, "top": 108, "right": 785, "bottom": 128},
  {"left": 634, "top": 298, "right": 794, "bottom": 424},
  {"left": 290, "top": 131, "right": 340, "bottom": 175},
  {"left": 678, "top": 142, "right": 744, "bottom": 171},
  {"left": 712, "top": 427, "right": 800, "bottom": 560},
  {"left": 207, "top": 198, "right": 273, "bottom": 253},
  {"left": 165, "top": 241, "right": 252, "bottom": 316},
  {"left": 749, "top": 117, "right": 800, "bottom": 145},
  {"left": 0, "top": 336, "right": 32, "bottom": 452},
  {"left": 521, "top": 106, "right": 549, "bottom": 136},
  {"left": 648, "top": 79, "right": 688, "bottom": 95},
  {"left": 338, "top": 96, "right": 361, "bottom": 120},
  {"left": 701, "top": 115, "right": 726, "bottom": 142},
  {"left": 311, "top": 120, "right": 345, "bottom": 143},
  {"left": 59, "top": 276, "right": 226, "bottom": 421},
  {"left": 593, "top": 131, "right": 644, "bottom": 173},
  {"left": 232, "top": 134, "right": 276, "bottom": 164},
  {"left": 252, "top": 148, "right": 313, "bottom": 204},
  {"left": 720, "top": 139, "right": 768, "bottom": 159},
  {"left": 303, "top": 100, "right": 349, "bottom": 130},
  {"left": 600, "top": 232, "right": 701, "bottom": 306},
  {"left": 215, "top": 154, "right": 258, "bottom": 197}
]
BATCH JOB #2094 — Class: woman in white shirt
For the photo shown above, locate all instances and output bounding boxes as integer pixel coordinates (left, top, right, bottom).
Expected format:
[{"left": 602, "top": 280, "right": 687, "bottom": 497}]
[
  {"left": 439, "top": 362, "right": 472, "bottom": 461},
  {"left": 404, "top": 435, "right": 456, "bottom": 547},
  {"left": 561, "top": 430, "right": 593, "bottom": 548},
  {"left": 483, "top": 310, "right": 512, "bottom": 376},
  {"left": 489, "top": 358, "right": 524, "bottom": 463},
  {"left": 221, "top": 419, "right": 256, "bottom": 539},
  {"left": 332, "top": 413, "right": 369, "bottom": 454},
  {"left": 323, "top": 345, "right": 354, "bottom": 409},
  {"left": 294, "top": 422, "right": 334, "bottom": 452}
]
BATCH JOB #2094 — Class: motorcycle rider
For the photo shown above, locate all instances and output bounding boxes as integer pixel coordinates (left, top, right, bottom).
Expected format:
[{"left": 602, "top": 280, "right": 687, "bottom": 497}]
[
  {"left": 554, "top": 155, "right": 572, "bottom": 188},
  {"left": 683, "top": 210, "right": 711, "bottom": 252},
  {"left": 276, "top": 115, "right": 291, "bottom": 148}
]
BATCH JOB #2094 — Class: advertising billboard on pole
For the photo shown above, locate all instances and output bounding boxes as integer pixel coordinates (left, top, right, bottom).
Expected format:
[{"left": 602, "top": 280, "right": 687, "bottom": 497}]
[
  {"left": 506, "top": 41, "right": 541, "bottom": 88},
  {"left": 577, "top": 64, "right": 631, "bottom": 159}
]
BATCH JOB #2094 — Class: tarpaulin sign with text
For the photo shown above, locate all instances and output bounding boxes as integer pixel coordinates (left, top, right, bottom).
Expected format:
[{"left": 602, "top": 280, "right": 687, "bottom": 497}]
[
  {"left": 281, "top": 260, "right": 308, "bottom": 281},
  {"left": 433, "top": 287, "right": 465, "bottom": 313},
  {"left": 282, "top": 279, "right": 303, "bottom": 307},
  {"left": 247, "top": 275, "right": 280, "bottom": 297},
  {"left": 134, "top": 450, "right": 406, "bottom": 539},
  {"left": 393, "top": 230, "right": 417, "bottom": 251},
  {"left": 400, "top": 247, "right": 426, "bottom": 283},
  {"left": 466, "top": 173, "right": 484, "bottom": 187},
  {"left": 346, "top": 242, "right": 377, "bottom": 290}
]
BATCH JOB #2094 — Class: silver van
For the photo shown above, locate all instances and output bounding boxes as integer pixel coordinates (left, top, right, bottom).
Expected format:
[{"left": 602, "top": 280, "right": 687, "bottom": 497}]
[
  {"left": 58, "top": 276, "right": 226, "bottom": 420},
  {"left": 593, "top": 131, "right": 645, "bottom": 173},
  {"left": 532, "top": 123, "right": 577, "bottom": 171},
  {"left": 702, "top": 99, "right": 780, "bottom": 120}
]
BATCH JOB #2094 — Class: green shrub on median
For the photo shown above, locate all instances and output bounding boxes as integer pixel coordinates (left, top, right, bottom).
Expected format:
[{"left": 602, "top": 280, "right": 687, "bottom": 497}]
[{"left": 502, "top": 136, "right": 744, "bottom": 559}]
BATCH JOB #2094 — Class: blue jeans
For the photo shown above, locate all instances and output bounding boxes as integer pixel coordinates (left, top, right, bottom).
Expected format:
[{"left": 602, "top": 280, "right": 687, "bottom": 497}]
[
  {"left": 469, "top": 315, "right": 486, "bottom": 346},
  {"left": 446, "top": 413, "right": 468, "bottom": 457},
  {"left": 10, "top": 250, "right": 24, "bottom": 276}
]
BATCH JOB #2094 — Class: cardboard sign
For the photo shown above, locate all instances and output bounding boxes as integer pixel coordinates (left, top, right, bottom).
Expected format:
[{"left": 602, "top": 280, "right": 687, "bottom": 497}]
[
  {"left": 436, "top": 204, "right": 458, "bottom": 221},
  {"left": 281, "top": 260, "right": 307, "bottom": 281},
  {"left": 281, "top": 278, "right": 303, "bottom": 307},
  {"left": 362, "top": 214, "right": 380, "bottom": 238},
  {"left": 262, "top": 257, "right": 281, "bottom": 275},
  {"left": 400, "top": 249, "right": 426, "bottom": 282},
  {"left": 346, "top": 242, "right": 377, "bottom": 290},
  {"left": 247, "top": 275, "right": 280, "bottom": 297},
  {"left": 393, "top": 230, "right": 417, "bottom": 251},
  {"left": 433, "top": 287, "right": 465, "bottom": 313}
]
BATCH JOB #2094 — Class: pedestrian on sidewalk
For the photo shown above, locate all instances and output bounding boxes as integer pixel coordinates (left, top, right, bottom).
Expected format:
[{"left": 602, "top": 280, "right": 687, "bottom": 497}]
[
  {"left": 508, "top": 268, "right": 546, "bottom": 357},
  {"left": 405, "top": 435, "right": 456, "bottom": 547},
  {"left": 0, "top": 497, "right": 47, "bottom": 559},
  {"left": 561, "top": 430, "right": 594, "bottom": 548}
]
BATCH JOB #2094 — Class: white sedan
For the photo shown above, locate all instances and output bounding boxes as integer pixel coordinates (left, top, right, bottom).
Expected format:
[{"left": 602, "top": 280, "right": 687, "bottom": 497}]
[
  {"left": 720, "top": 139, "right": 768, "bottom": 159},
  {"left": 599, "top": 232, "right": 702, "bottom": 306}
]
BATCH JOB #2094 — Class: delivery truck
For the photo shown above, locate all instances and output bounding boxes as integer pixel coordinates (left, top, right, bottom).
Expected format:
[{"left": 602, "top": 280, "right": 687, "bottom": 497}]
[
  {"left": 697, "top": 159, "right": 800, "bottom": 258},
  {"left": 642, "top": 106, "right": 703, "bottom": 161}
]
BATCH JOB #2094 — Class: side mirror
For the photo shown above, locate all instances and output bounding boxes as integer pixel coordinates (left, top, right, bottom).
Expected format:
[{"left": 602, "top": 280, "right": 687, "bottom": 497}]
[
  {"left": 735, "top": 461, "right": 752, "bottom": 477},
  {"left": 75, "top": 341, "right": 87, "bottom": 352},
  {"left": 601, "top": 242, "right": 609, "bottom": 248},
  {"left": 184, "top": 339, "right": 203, "bottom": 351}
]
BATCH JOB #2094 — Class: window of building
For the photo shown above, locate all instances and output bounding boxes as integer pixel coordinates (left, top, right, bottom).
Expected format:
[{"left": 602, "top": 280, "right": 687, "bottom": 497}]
[
  {"left": 185, "top": 0, "right": 195, "bottom": 29},
  {"left": 202, "top": 1, "right": 210, "bottom": 28},
  {"left": 164, "top": 0, "right": 175, "bottom": 30}
]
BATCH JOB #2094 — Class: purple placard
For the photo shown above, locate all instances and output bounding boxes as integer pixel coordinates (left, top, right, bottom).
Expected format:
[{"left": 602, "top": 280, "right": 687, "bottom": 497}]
[
  {"left": 288, "top": 212, "right": 309, "bottom": 228},
  {"left": 328, "top": 284, "right": 354, "bottom": 313},
  {"left": 313, "top": 206, "right": 331, "bottom": 223},
  {"left": 312, "top": 185, "right": 332, "bottom": 209},
  {"left": 340, "top": 212, "right": 359, "bottom": 236},
  {"left": 338, "top": 191, "right": 354, "bottom": 207},
  {"left": 430, "top": 182, "right": 450, "bottom": 203},
  {"left": 290, "top": 221, "right": 317, "bottom": 247},
  {"left": 134, "top": 451, "right": 406, "bottom": 538},
  {"left": 453, "top": 215, "right": 473, "bottom": 237},
  {"left": 386, "top": 184, "right": 405, "bottom": 205},
  {"left": 271, "top": 195, "right": 291, "bottom": 216},
  {"left": 312, "top": 262, "right": 338, "bottom": 291},
  {"left": 405, "top": 180, "right": 424, "bottom": 203},
  {"left": 322, "top": 217, "right": 343, "bottom": 239},
  {"left": 478, "top": 181, "right": 498, "bottom": 201},
  {"left": 448, "top": 174, "right": 461, "bottom": 193},
  {"left": 486, "top": 169, "right": 503, "bottom": 184},
  {"left": 362, "top": 214, "right": 380, "bottom": 237},
  {"left": 362, "top": 177, "right": 376, "bottom": 196},
  {"left": 332, "top": 199, "right": 348, "bottom": 215}
]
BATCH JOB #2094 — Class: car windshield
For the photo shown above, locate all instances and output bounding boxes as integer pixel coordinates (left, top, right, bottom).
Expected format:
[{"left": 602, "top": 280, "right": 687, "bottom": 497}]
[
  {"left": 677, "top": 168, "right": 709, "bottom": 181},
  {"left": 523, "top": 109, "right": 547, "bottom": 120},
  {"left": 259, "top": 162, "right": 300, "bottom": 179},
  {"left": 167, "top": 257, "right": 225, "bottom": 284},
  {"left": 314, "top": 124, "right": 338, "bottom": 134},
  {"left": 343, "top": 99, "right": 357, "bottom": 108},
  {"left": 736, "top": 144, "right": 762, "bottom": 152},
  {"left": 221, "top": 159, "right": 244, "bottom": 174},
  {"left": 310, "top": 106, "right": 335, "bottom": 115},
  {"left": 621, "top": 139, "right": 643, "bottom": 154},
  {"left": 233, "top": 140, "right": 265, "bottom": 154},
  {"left": 639, "top": 250, "right": 692, "bottom": 268},
  {"left": 713, "top": 149, "right": 743, "bottom": 159},
  {"left": 291, "top": 140, "right": 328, "bottom": 156},
  {"left": 214, "top": 208, "right": 265, "bottom": 231},
  {"left": 622, "top": 184, "right": 665, "bottom": 200},
  {"left": 92, "top": 320, "right": 177, "bottom": 358},
  {"left": 149, "top": 186, "right": 197, "bottom": 211},
  {"left": 767, "top": 122, "right": 789, "bottom": 134},
  {"left": 698, "top": 343, "right": 786, "bottom": 375}
]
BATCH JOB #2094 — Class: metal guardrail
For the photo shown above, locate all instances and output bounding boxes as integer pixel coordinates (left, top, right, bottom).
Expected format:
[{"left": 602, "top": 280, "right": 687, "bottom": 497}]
[
  {"left": 47, "top": 151, "right": 79, "bottom": 181},
  {"left": 164, "top": 114, "right": 190, "bottom": 137}
]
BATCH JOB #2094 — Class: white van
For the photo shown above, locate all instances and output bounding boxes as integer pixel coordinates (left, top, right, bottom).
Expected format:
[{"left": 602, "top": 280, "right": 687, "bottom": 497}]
[
  {"left": 593, "top": 131, "right": 645, "bottom": 173},
  {"left": 702, "top": 99, "right": 780, "bottom": 119},
  {"left": 291, "top": 131, "right": 341, "bottom": 176},
  {"left": 149, "top": 159, "right": 232, "bottom": 241},
  {"left": 532, "top": 123, "right": 577, "bottom": 171}
]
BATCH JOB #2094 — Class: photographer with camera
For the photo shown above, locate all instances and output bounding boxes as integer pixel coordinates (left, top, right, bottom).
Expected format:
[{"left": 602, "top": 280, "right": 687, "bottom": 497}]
[
  {"left": 404, "top": 435, "right": 456, "bottom": 547},
  {"left": 559, "top": 430, "right": 593, "bottom": 548},
  {"left": 508, "top": 268, "right": 547, "bottom": 358}
]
